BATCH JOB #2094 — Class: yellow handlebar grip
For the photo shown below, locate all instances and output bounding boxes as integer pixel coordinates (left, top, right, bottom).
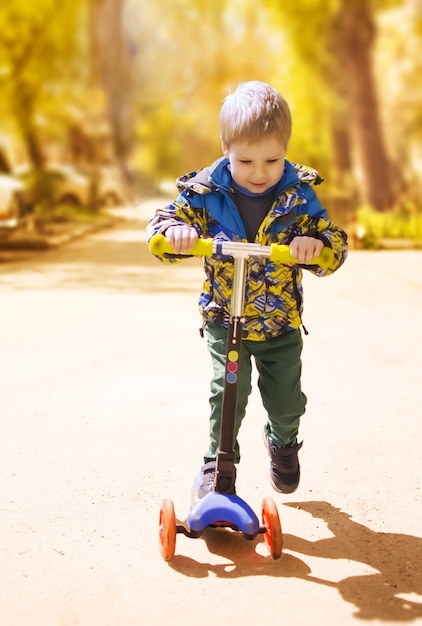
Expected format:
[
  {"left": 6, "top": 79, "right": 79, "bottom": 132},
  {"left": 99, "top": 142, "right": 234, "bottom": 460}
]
[
  {"left": 148, "top": 234, "right": 173, "bottom": 256},
  {"left": 270, "top": 243, "right": 334, "bottom": 269},
  {"left": 269, "top": 243, "right": 295, "bottom": 264},
  {"left": 191, "top": 238, "right": 214, "bottom": 257},
  {"left": 317, "top": 247, "right": 335, "bottom": 269},
  {"left": 149, "top": 234, "right": 214, "bottom": 257}
]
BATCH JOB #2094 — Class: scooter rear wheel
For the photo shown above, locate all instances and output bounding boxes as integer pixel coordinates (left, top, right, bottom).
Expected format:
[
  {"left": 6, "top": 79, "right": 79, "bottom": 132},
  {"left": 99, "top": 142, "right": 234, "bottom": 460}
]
[
  {"left": 159, "top": 498, "right": 176, "bottom": 561},
  {"left": 262, "top": 497, "right": 282, "bottom": 559}
]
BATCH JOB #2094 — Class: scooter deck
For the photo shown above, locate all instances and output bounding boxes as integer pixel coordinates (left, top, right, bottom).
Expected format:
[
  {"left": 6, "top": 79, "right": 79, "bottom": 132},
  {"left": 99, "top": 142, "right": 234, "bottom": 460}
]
[{"left": 186, "top": 491, "right": 262, "bottom": 536}]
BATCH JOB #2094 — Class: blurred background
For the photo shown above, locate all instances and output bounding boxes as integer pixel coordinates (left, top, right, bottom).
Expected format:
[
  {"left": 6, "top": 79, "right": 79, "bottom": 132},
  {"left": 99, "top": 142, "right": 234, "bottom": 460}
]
[{"left": 0, "top": 0, "right": 421, "bottom": 247}]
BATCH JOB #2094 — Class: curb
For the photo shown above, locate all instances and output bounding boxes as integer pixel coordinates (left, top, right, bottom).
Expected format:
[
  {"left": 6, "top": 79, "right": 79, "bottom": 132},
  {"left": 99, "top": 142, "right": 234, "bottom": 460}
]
[
  {"left": 379, "top": 238, "right": 420, "bottom": 250},
  {"left": 0, "top": 217, "right": 118, "bottom": 251}
]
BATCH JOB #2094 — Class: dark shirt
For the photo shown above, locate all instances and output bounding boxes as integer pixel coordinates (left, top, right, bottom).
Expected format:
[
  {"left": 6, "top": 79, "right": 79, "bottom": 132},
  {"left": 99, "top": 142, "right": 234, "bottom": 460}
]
[{"left": 232, "top": 182, "right": 278, "bottom": 242}]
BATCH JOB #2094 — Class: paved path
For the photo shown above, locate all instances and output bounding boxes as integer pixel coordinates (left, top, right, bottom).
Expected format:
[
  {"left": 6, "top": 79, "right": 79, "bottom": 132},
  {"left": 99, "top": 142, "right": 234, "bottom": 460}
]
[{"left": 1, "top": 201, "right": 421, "bottom": 625}]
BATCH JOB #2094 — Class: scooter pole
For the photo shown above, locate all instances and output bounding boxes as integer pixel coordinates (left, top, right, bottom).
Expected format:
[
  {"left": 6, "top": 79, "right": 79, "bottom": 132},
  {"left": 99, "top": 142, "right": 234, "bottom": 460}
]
[{"left": 214, "top": 256, "right": 247, "bottom": 494}]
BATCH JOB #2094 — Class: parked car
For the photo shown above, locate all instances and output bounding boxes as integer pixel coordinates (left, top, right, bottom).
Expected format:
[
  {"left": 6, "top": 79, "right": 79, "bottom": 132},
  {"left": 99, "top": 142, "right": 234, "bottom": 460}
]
[
  {"left": 15, "top": 162, "right": 126, "bottom": 212},
  {"left": 48, "top": 163, "right": 126, "bottom": 209},
  {"left": 0, "top": 175, "right": 26, "bottom": 238},
  {"left": 95, "top": 165, "right": 127, "bottom": 207},
  {"left": 0, "top": 145, "right": 29, "bottom": 239},
  {"left": 48, "top": 164, "right": 90, "bottom": 207}
]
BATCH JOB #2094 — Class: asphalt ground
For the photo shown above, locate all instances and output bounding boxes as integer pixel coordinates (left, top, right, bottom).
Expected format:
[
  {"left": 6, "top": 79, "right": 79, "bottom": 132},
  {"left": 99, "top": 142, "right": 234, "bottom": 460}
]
[{"left": 0, "top": 200, "right": 421, "bottom": 625}]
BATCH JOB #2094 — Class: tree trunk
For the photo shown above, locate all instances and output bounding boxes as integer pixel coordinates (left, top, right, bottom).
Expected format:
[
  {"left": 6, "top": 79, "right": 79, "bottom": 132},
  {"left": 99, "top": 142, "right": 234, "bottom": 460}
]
[
  {"left": 337, "top": 0, "right": 396, "bottom": 211},
  {"left": 90, "top": 0, "right": 134, "bottom": 193},
  {"left": 13, "top": 87, "right": 45, "bottom": 170}
]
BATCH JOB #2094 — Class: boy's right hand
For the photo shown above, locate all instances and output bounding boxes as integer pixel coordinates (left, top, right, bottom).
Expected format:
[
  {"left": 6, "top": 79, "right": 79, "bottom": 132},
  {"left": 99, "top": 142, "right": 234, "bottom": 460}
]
[{"left": 165, "top": 225, "right": 198, "bottom": 254}]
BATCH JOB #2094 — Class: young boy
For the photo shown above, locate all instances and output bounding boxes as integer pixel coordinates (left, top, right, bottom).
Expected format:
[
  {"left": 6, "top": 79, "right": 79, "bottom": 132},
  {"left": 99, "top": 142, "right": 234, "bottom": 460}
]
[{"left": 147, "top": 81, "right": 348, "bottom": 498}]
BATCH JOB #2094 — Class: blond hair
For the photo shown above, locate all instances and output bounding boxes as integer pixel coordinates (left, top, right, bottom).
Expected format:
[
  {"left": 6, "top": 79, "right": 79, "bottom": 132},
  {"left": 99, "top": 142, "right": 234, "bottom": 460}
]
[{"left": 220, "top": 81, "right": 292, "bottom": 147}]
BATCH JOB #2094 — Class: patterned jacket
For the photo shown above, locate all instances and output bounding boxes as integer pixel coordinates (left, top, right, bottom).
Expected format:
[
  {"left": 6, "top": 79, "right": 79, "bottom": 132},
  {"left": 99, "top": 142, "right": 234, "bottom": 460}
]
[{"left": 147, "top": 157, "right": 348, "bottom": 341}]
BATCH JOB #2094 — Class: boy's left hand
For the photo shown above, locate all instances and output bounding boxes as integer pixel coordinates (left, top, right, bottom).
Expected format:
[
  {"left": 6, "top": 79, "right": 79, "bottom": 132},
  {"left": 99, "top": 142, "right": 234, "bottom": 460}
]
[{"left": 289, "top": 236, "right": 324, "bottom": 264}]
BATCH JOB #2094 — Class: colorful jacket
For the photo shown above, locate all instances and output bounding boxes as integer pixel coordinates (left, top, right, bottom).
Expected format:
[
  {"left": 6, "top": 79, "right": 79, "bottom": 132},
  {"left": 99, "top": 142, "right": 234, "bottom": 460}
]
[{"left": 147, "top": 157, "right": 348, "bottom": 341}]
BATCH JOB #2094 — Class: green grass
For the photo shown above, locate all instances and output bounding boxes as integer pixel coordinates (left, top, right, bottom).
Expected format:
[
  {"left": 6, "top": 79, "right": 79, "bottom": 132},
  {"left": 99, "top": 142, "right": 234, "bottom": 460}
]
[
  {"left": 34, "top": 201, "right": 105, "bottom": 225},
  {"left": 52, "top": 203, "right": 106, "bottom": 222},
  {"left": 357, "top": 204, "right": 422, "bottom": 249}
]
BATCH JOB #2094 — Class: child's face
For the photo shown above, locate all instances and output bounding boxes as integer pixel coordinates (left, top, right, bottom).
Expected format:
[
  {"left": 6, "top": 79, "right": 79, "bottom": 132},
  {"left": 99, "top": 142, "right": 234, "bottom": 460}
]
[{"left": 222, "top": 134, "right": 287, "bottom": 194}]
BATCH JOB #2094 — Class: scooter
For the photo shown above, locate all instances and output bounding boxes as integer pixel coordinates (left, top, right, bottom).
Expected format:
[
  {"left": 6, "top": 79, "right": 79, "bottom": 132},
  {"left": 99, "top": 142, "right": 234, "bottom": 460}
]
[{"left": 149, "top": 235, "right": 333, "bottom": 562}]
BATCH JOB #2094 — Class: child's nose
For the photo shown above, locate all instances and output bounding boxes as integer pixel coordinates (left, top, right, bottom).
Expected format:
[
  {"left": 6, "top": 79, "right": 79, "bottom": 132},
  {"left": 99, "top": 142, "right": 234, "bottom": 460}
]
[{"left": 253, "top": 162, "right": 266, "bottom": 178}]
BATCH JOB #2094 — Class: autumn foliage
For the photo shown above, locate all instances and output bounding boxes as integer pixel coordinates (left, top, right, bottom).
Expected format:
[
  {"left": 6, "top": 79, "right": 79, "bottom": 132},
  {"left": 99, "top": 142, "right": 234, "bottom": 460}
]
[{"left": 0, "top": 0, "right": 421, "bottom": 224}]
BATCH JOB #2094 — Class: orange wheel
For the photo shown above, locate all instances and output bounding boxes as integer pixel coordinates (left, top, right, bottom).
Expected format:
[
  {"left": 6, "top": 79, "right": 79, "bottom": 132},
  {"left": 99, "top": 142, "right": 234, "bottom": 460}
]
[
  {"left": 262, "top": 497, "right": 282, "bottom": 559},
  {"left": 159, "top": 498, "right": 176, "bottom": 561}
]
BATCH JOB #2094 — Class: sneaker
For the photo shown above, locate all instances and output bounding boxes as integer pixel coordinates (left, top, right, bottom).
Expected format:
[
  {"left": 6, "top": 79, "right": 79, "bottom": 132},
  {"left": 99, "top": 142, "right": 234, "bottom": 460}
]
[
  {"left": 262, "top": 430, "right": 303, "bottom": 494},
  {"left": 190, "top": 461, "right": 216, "bottom": 506}
]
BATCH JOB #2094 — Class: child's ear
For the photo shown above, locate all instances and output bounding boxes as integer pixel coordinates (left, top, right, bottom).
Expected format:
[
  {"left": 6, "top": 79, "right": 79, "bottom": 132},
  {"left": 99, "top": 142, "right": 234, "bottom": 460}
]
[{"left": 221, "top": 140, "right": 229, "bottom": 157}]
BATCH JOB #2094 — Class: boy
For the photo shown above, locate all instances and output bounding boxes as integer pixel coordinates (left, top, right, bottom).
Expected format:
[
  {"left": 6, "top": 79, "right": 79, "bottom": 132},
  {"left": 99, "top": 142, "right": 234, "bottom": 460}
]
[{"left": 147, "top": 81, "right": 348, "bottom": 498}]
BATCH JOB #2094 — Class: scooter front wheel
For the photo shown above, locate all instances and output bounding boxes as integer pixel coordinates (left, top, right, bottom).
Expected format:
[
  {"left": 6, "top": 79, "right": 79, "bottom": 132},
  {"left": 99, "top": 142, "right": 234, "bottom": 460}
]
[
  {"left": 262, "top": 497, "right": 282, "bottom": 559},
  {"left": 159, "top": 498, "right": 176, "bottom": 561}
]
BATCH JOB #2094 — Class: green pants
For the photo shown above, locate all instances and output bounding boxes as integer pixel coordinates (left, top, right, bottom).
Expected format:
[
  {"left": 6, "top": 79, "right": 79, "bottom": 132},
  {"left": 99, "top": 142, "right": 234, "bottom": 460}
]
[{"left": 204, "top": 323, "right": 307, "bottom": 463}]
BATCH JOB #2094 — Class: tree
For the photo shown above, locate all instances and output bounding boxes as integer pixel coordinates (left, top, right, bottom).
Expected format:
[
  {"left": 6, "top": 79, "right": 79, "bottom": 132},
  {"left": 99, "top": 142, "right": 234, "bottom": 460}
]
[
  {"left": 89, "top": 0, "right": 134, "bottom": 173},
  {"left": 334, "top": 0, "right": 396, "bottom": 210},
  {"left": 123, "top": 0, "right": 286, "bottom": 183},
  {"left": 0, "top": 0, "right": 86, "bottom": 169},
  {"left": 264, "top": 0, "right": 402, "bottom": 211}
]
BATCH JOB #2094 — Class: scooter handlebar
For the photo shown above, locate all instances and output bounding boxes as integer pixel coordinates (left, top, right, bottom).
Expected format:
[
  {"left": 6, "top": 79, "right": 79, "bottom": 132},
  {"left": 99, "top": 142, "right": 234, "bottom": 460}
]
[
  {"left": 149, "top": 234, "right": 334, "bottom": 269},
  {"left": 149, "top": 234, "right": 214, "bottom": 258}
]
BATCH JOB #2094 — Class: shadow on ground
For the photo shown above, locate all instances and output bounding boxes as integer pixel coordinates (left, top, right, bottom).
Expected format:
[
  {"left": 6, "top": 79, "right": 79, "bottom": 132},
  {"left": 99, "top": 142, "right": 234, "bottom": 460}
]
[{"left": 169, "top": 500, "right": 422, "bottom": 622}]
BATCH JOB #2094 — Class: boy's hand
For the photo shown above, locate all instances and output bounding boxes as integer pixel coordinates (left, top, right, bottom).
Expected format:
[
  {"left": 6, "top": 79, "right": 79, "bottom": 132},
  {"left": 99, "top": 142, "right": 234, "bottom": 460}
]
[
  {"left": 290, "top": 236, "right": 324, "bottom": 264},
  {"left": 165, "top": 224, "right": 198, "bottom": 254}
]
